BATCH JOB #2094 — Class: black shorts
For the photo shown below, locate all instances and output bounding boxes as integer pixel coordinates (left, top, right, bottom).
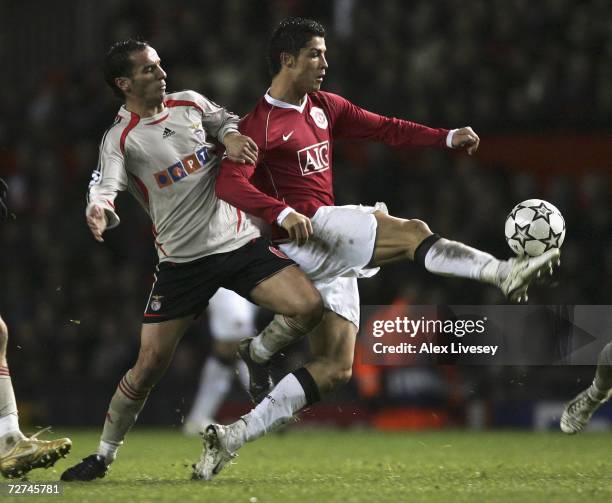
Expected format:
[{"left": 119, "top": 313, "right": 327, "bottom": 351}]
[{"left": 143, "top": 237, "right": 295, "bottom": 323}]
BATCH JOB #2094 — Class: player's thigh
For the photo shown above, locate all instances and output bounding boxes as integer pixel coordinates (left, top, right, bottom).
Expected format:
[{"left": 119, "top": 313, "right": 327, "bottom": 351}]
[
  {"left": 370, "top": 211, "right": 432, "bottom": 265},
  {"left": 309, "top": 310, "right": 357, "bottom": 370},
  {"left": 250, "top": 264, "right": 322, "bottom": 317}
]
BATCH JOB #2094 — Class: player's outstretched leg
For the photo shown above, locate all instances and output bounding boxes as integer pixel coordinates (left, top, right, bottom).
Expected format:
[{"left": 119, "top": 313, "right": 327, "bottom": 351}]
[
  {"left": 0, "top": 317, "right": 72, "bottom": 478},
  {"left": 61, "top": 316, "right": 192, "bottom": 481},
  {"left": 561, "top": 342, "right": 612, "bottom": 434},
  {"left": 371, "top": 213, "right": 561, "bottom": 303}
]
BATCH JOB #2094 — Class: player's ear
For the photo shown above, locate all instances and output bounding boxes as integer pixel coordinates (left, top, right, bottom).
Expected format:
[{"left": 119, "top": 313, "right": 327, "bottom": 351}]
[
  {"left": 280, "top": 52, "right": 295, "bottom": 69},
  {"left": 115, "top": 76, "right": 130, "bottom": 94}
]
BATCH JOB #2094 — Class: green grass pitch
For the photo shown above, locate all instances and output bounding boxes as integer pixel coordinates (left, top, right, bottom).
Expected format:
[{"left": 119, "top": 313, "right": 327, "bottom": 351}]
[{"left": 14, "top": 428, "right": 612, "bottom": 502}]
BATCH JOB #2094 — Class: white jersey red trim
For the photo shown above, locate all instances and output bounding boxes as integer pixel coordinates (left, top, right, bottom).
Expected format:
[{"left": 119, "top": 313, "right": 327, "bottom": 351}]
[{"left": 88, "top": 90, "right": 260, "bottom": 263}]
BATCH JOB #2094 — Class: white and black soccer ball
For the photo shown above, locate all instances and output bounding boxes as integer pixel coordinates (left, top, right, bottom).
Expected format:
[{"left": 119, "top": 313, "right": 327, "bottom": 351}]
[{"left": 504, "top": 199, "right": 566, "bottom": 256}]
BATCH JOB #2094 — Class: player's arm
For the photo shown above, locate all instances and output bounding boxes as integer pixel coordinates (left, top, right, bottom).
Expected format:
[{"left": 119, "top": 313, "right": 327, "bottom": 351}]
[
  {"left": 86, "top": 134, "right": 127, "bottom": 242},
  {"left": 216, "top": 159, "right": 313, "bottom": 245},
  {"left": 193, "top": 92, "right": 258, "bottom": 164},
  {"left": 323, "top": 92, "right": 479, "bottom": 155}
]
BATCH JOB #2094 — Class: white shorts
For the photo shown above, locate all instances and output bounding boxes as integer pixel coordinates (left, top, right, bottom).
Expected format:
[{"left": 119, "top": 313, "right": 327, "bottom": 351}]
[
  {"left": 207, "top": 288, "right": 257, "bottom": 341},
  {"left": 279, "top": 203, "right": 387, "bottom": 328}
]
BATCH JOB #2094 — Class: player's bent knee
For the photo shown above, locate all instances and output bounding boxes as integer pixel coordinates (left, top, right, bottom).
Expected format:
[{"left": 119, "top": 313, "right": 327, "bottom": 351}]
[
  {"left": 292, "top": 287, "right": 324, "bottom": 321},
  {"left": 401, "top": 218, "right": 432, "bottom": 239}
]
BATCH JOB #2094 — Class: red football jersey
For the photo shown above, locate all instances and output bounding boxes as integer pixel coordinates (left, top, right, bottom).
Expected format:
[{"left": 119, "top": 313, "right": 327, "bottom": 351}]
[{"left": 216, "top": 91, "right": 449, "bottom": 238}]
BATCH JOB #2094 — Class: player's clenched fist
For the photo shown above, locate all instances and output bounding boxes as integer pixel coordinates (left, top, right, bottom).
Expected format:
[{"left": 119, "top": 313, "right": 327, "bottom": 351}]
[
  {"left": 280, "top": 211, "right": 313, "bottom": 246},
  {"left": 451, "top": 126, "right": 480, "bottom": 155},
  {"left": 86, "top": 203, "right": 108, "bottom": 242}
]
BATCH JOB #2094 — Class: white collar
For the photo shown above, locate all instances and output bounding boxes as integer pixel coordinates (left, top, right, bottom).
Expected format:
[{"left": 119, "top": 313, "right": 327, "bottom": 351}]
[{"left": 264, "top": 90, "right": 307, "bottom": 113}]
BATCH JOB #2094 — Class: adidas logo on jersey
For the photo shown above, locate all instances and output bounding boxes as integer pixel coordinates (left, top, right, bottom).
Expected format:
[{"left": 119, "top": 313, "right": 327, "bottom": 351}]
[{"left": 162, "top": 127, "right": 175, "bottom": 139}]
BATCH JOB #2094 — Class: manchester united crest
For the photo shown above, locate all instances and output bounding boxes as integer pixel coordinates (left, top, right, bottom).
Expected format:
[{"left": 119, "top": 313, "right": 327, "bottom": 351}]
[{"left": 310, "top": 107, "right": 328, "bottom": 129}]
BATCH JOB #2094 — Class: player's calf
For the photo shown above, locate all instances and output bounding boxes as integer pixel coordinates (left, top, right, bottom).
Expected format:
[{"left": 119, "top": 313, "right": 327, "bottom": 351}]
[{"left": 305, "top": 358, "right": 352, "bottom": 395}]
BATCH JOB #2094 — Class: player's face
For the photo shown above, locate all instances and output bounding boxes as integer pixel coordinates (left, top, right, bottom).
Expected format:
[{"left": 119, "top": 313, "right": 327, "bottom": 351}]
[
  {"left": 292, "top": 36, "right": 327, "bottom": 94},
  {"left": 124, "top": 47, "right": 167, "bottom": 104}
]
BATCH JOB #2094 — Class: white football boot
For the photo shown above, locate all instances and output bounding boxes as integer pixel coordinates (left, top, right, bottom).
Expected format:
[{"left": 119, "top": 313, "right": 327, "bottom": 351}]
[
  {"left": 560, "top": 388, "right": 609, "bottom": 434},
  {"left": 499, "top": 248, "right": 560, "bottom": 302},
  {"left": 192, "top": 422, "right": 244, "bottom": 480}
]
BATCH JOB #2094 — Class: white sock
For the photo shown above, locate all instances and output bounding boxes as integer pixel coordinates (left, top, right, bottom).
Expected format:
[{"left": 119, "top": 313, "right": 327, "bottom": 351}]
[
  {"left": 227, "top": 373, "right": 308, "bottom": 452},
  {"left": 236, "top": 360, "right": 249, "bottom": 391},
  {"left": 97, "top": 440, "right": 120, "bottom": 465},
  {"left": 186, "top": 357, "right": 233, "bottom": 425},
  {"left": 0, "top": 413, "right": 20, "bottom": 437},
  {"left": 250, "top": 336, "right": 275, "bottom": 364},
  {"left": 424, "top": 238, "right": 499, "bottom": 282},
  {"left": 250, "top": 315, "right": 310, "bottom": 364}
]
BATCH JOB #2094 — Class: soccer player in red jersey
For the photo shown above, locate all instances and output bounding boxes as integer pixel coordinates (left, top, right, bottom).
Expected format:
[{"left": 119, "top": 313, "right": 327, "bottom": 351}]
[
  {"left": 196, "top": 18, "right": 560, "bottom": 479},
  {"left": 0, "top": 179, "right": 72, "bottom": 478}
]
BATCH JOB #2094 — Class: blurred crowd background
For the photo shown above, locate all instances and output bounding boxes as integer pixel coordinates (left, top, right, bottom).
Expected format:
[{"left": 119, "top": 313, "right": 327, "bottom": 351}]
[{"left": 0, "top": 0, "right": 611, "bottom": 430}]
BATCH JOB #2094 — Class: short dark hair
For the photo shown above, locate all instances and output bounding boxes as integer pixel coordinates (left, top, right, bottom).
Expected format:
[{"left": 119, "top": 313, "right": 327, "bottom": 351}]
[
  {"left": 104, "top": 38, "right": 150, "bottom": 98},
  {"left": 268, "top": 17, "right": 325, "bottom": 76}
]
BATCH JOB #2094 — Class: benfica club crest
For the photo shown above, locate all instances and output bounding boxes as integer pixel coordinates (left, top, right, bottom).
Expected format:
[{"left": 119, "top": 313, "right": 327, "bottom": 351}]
[
  {"left": 310, "top": 107, "right": 328, "bottom": 129},
  {"left": 150, "top": 295, "right": 163, "bottom": 312}
]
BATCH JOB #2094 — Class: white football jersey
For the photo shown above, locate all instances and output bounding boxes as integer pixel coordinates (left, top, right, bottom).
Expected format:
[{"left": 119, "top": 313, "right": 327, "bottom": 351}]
[{"left": 88, "top": 90, "right": 260, "bottom": 263}]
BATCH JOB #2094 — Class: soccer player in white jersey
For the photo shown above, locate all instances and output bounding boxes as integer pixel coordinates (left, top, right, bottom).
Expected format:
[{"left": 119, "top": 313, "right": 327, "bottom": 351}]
[
  {"left": 0, "top": 179, "right": 72, "bottom": 478},
  {"left": 193, "top": 18, "right": 560, "bottom": 480},
  {"left": 183, "top": 288, "right": 257, "bottom": 435},
  {"left": 60, "top": 39, "right": 324, "bottom": 481},
  {"left": 561, "top": 342, "right": 612, "bottom": 433}
]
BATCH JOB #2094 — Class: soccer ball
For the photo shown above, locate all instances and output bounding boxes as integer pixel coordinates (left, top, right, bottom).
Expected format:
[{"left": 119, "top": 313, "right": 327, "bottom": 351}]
[{"left": 504, "top": 199, "right": 566, "bottom": 256}]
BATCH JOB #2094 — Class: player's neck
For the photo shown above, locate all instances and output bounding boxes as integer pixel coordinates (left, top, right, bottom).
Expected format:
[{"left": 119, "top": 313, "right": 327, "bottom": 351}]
[
  {"left": 269, "top": 79, "right": 306, "bottom": 106},
  {"left": 124, "top": 98, "right": 165, "bottom": 118}
]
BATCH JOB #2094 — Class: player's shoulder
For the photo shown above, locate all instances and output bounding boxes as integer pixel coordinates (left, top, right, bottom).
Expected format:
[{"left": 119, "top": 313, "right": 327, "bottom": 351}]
[
  {"left": 166, "top": 89, "right": 203, "bottom": 102},
  {"left": 100, "top": 111, "right": 127, "bottom": 146},
  {"left": 237, "top": 96, "right": 269, "bottom": 131},
  {"left": 309, "top": 90, "right": 348, "bottom": 107}
]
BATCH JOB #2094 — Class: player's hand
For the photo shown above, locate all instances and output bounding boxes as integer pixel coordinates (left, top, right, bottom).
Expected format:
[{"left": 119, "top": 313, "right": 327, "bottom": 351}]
[
  {"left": 86, "top": 203, "right": 108, "bottom": 242},
  {"left": 451, "top": 126, "right": 480, "bottom": 155},
  {"left": 280, "top": 211, "right": 313, "bottom": 246},
  {"left": 0, "top": 177, "right": 9, "bottom": 220},
  {"left": 224, "top": 132, "right": 259, "bottom": 165}
]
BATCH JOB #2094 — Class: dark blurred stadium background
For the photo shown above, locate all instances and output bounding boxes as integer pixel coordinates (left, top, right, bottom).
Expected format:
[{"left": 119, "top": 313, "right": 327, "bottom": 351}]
[{"left": 0, "top": 0, "right": 610, "bottom": 430}]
